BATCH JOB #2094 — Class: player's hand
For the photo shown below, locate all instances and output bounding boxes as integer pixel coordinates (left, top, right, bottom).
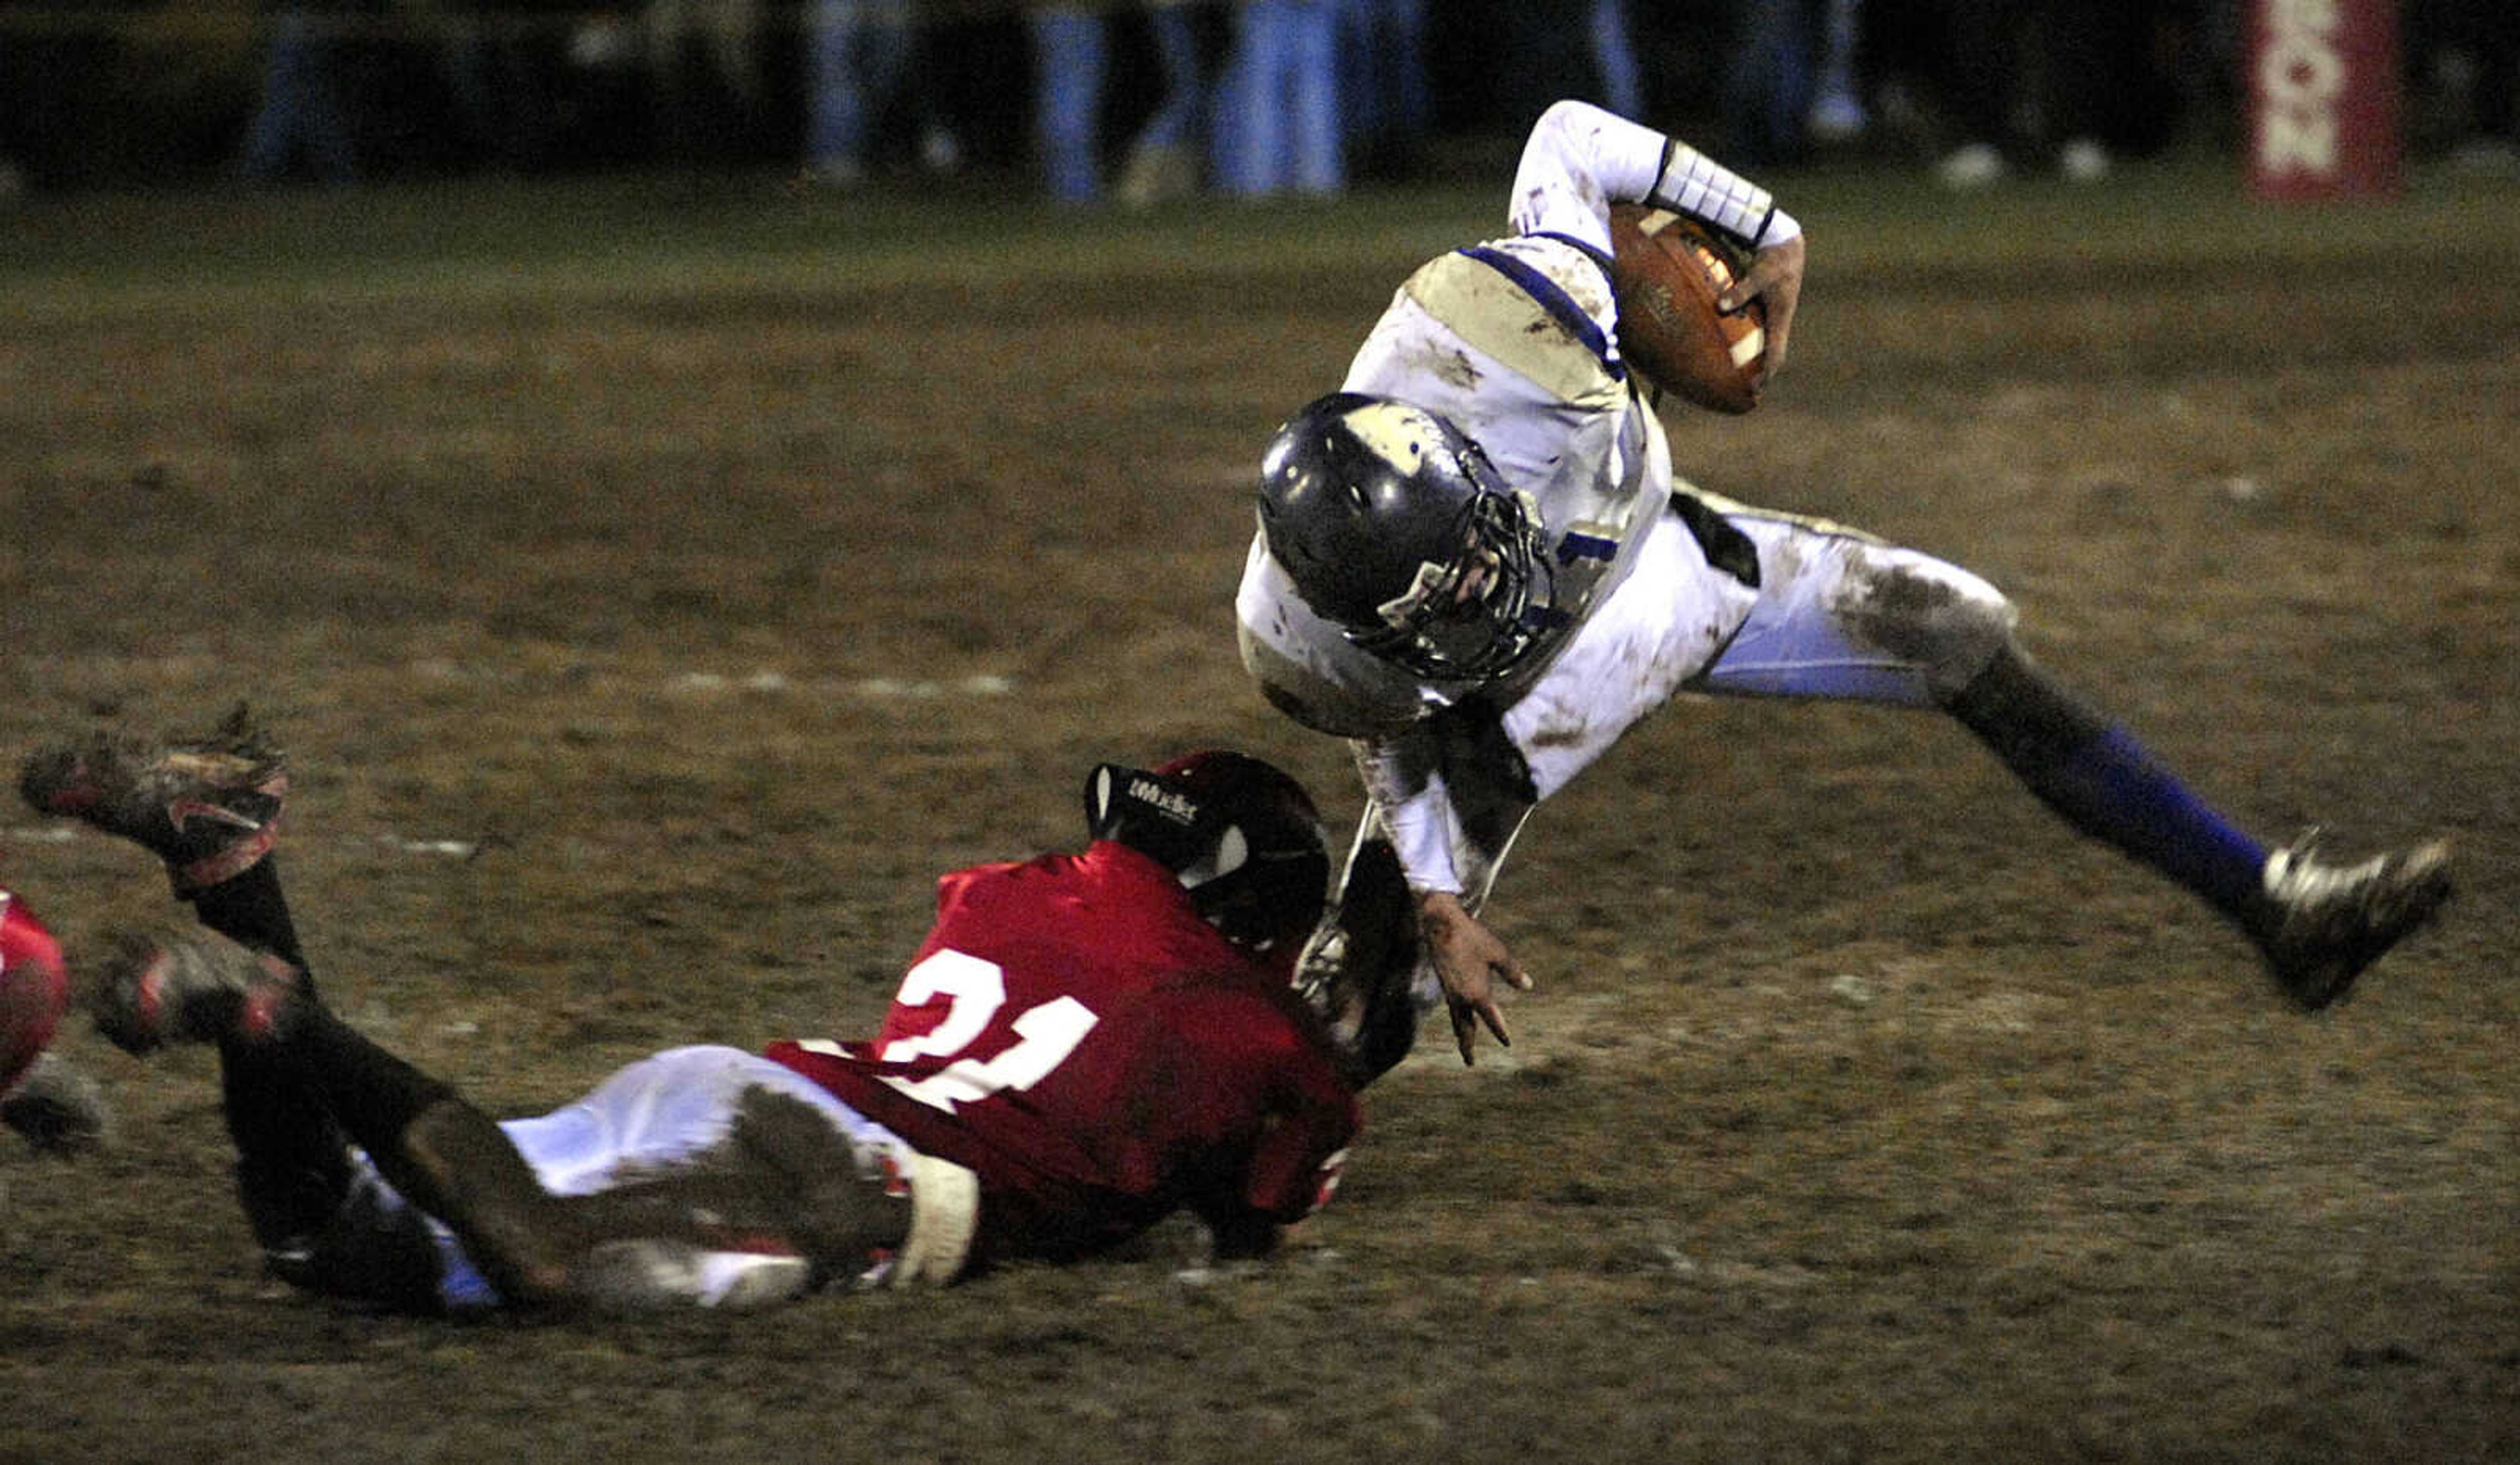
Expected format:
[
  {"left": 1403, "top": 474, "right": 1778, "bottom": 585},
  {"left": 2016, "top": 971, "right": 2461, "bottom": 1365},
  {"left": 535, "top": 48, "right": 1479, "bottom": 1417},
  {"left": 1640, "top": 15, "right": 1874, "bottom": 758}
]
[
  {"left": 1416, "top": 889, "right": 1530, "bottom": 1065},
  {"left": 1720, "top": 230, "right": 1804, "bottom": 378}
]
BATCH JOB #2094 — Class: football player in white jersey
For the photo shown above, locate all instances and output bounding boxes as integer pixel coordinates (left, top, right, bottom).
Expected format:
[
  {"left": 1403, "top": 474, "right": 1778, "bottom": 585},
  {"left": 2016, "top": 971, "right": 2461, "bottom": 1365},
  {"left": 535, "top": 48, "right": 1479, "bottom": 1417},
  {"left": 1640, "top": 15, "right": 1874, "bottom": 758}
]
[{"left": 1239, "top": 99, "right": 2452, "bottom": 1061}]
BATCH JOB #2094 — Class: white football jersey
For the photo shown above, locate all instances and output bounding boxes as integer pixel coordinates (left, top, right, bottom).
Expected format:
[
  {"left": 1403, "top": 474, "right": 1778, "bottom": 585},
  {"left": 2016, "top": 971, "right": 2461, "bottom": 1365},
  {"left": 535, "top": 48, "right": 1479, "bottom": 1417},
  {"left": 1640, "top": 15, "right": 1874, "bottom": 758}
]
[{"left": 1236, "top": 103, "right": 1765, "bottom": 895}]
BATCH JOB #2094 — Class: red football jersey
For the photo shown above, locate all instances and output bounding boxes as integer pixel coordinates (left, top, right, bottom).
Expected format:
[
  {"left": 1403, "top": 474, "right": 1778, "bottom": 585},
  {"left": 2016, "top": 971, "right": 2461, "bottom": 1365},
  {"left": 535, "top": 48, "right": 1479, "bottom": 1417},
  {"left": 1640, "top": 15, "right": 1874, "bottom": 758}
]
[
  {"left": 768, "top": 841, "right": 1360, "bottom": 1263},
  {"left": 0, "top": 890, "right": 70, "bottom": 1097}
]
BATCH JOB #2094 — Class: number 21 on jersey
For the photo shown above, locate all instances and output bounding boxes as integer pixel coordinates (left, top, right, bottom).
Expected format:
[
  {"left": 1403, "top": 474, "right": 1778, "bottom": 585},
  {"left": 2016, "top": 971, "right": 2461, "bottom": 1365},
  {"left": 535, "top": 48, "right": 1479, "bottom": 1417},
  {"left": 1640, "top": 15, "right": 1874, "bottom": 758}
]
[{"left": 873, "top": 950, "right": 1100, "bottom": 1114}]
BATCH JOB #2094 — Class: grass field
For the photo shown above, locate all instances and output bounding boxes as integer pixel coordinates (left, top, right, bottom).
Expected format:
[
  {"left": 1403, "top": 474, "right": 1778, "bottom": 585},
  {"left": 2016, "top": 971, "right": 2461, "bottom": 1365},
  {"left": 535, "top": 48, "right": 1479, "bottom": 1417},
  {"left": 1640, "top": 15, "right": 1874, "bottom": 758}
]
[{"left": 2, "top": 150, "right": 2515, "bottom": 1464}]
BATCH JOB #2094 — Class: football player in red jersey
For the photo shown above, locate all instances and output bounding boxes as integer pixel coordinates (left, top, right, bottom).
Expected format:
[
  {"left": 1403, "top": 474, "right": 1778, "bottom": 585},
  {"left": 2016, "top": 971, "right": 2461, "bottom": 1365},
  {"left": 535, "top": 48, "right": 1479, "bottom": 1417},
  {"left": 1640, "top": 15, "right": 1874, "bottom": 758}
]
[
  {"left": 0, "top": 890, "right": 70, "bottom": 1098},
  {"left": 767, "top": 754, "right": 1365, "bottom": 1265},
  {"left": 18, "top": 713, "right": 1412, "bottom": 1313},
  {"left": 0, "top": 888, "right": 114, "bottom": 1153}
]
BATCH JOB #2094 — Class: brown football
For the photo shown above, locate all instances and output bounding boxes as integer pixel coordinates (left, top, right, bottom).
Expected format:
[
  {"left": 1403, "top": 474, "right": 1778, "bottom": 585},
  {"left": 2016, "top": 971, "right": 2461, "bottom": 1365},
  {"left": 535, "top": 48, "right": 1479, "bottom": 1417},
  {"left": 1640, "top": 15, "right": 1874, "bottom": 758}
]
[{"left": 1606, "top": 202, "right": 1767, "bottom": 415}]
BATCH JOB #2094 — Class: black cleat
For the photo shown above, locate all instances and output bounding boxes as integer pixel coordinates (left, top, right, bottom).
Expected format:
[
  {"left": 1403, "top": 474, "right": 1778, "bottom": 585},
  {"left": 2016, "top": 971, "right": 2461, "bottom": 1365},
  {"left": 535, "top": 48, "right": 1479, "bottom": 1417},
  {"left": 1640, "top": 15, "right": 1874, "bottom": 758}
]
[
  {"left": 2251, "top": 832, "right": 2454, "bottom": 1010},
  {"left": 20, "top": 706, "right": 289, "bottom": 895},
  {"left": 91, "top": 933, "right": 301, "bottom": 1056}
]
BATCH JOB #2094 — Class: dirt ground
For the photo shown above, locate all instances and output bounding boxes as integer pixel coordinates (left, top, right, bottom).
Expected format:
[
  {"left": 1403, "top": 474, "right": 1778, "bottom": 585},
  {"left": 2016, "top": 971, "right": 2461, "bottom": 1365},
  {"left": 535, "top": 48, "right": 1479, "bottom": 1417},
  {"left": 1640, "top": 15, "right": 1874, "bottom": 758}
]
[{"left": 1, "top": 160, "right": 2513, "bottom": 1464}]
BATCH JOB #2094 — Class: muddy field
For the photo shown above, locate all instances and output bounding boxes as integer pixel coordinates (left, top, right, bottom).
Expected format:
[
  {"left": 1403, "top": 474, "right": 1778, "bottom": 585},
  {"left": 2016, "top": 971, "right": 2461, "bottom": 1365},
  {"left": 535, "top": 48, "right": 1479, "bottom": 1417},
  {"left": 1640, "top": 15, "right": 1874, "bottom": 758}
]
[{"left": 1, "top": 156, "right": 2514, "bottom": 1464}]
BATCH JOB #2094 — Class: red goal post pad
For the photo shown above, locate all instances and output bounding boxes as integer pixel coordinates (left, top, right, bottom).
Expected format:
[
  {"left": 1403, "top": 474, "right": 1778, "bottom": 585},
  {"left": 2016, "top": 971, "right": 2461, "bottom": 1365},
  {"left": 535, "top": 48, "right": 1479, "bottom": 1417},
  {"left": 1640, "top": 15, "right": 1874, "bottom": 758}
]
[{"left": 2249, "top": 0, "right": 2403, "bottom": 201}]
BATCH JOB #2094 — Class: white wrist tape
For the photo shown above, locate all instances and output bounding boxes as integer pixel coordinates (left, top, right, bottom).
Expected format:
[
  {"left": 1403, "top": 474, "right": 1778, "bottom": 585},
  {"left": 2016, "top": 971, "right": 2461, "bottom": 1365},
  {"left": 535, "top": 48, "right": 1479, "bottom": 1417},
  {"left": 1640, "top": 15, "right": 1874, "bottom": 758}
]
[
  {"left": 1647, "top": 141, "right": 1793, "bottom": 251},
  {"left": 1379, "top": 781, "right": 1463, "bottom": 896}
]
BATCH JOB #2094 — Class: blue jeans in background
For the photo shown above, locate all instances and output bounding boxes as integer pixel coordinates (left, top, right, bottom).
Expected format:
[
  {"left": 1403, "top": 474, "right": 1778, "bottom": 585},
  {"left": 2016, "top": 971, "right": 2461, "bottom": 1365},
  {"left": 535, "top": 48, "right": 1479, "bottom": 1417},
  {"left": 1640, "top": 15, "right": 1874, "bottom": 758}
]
[{"left": 1213, "top": 0, "right": 1341, "bottom": 196}]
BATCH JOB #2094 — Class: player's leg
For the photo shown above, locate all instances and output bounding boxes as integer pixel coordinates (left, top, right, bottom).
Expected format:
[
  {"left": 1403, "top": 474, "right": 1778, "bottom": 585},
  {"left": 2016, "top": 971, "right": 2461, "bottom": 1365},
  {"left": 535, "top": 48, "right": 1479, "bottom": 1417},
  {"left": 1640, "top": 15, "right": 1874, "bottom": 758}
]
[
  {"left": 101, "top": 932, "right": 934, "bottom": 1308},
  {"left": 19, "top": 705, "right": 306, "bottom": 965},
  {"left": 490, "top": 1046, "right": 937, "bottom": 1307},
  {"left": 1693, "top": 505, "right": 2451, "bottom": 1006},
  {"left": 19, "top": 709, "right": 484, "bottom": 1300},
  {"left": 82, "top": 933, "right": 442, "bottom": 1304},
  {"left": 30, "top": 717, "right": 948, "bottom": 1309},
  {"left": 18, "top": 710, "right": 359, "bottom": 1248}
]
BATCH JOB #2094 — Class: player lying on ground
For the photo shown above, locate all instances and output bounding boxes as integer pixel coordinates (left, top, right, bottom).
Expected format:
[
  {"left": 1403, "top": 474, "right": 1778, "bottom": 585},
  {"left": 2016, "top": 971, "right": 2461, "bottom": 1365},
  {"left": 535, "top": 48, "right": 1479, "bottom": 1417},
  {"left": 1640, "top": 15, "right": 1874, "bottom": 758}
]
[
  {"left": 1236, "top": 98, "right": 2454, "bottom": 1059},
  {"left": 15, "top": 712, "right": 1420, "bottom": 1311}
]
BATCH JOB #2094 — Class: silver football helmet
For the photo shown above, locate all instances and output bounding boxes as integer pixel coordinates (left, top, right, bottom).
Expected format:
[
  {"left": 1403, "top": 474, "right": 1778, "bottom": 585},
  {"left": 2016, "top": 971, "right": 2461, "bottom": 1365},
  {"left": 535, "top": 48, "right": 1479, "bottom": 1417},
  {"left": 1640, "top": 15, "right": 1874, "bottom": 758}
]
[{"left": 1257, "top": 393, "right": 1552, "bottom": 681}]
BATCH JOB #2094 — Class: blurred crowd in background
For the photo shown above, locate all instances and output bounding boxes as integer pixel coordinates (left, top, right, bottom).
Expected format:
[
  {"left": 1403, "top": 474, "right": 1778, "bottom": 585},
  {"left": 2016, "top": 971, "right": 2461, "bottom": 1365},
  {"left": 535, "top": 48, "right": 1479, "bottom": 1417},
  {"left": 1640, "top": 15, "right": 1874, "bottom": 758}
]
[{"left": 0, "top": 1, "right": 2511, "bottom": 201}]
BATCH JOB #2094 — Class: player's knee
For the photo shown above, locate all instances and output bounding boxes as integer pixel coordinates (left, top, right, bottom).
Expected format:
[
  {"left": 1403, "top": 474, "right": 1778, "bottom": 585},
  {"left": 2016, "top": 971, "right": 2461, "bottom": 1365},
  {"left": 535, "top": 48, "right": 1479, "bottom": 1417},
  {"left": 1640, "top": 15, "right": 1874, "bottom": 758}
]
[
  {"left": 1840, "top": 553, "right": 2017, "bottom": 700},
  {"left": 1921, "top": 569, "right": 2018, "bottom": 699}
]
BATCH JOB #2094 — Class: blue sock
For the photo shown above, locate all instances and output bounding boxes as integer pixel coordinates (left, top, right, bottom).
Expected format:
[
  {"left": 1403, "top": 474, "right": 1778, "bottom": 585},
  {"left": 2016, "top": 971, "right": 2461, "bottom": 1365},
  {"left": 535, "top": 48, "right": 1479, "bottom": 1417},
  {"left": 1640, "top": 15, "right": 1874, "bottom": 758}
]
[
  {"left": 2036, "top": 726, "right": 2269, "bottom": 919},
  {"left": 1948, "top": 648, "right": 2268, "bottom": 922}
]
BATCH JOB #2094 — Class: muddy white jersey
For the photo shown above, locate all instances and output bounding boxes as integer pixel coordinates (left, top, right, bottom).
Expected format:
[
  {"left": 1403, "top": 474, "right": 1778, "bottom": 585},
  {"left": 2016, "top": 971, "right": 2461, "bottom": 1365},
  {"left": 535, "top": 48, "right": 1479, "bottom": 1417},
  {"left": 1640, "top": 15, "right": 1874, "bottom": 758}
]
[
  {"left": 1236, "top": 220, "right": 1742, "bottom": 738},
  {"left": 1236, "top": 104, "right": 1765, "bottom": 895}
]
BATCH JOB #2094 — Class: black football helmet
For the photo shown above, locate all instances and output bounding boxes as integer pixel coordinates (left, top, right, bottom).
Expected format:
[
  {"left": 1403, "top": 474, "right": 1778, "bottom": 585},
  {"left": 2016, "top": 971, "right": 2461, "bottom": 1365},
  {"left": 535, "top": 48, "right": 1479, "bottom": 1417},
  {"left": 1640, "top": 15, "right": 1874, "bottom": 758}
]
[
  {"left": 1257, "top": 391, "right": 1553, "bottom": 681},
  {"left": 1084, "top": 751, "right": 1332, "bottom": 954}
]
